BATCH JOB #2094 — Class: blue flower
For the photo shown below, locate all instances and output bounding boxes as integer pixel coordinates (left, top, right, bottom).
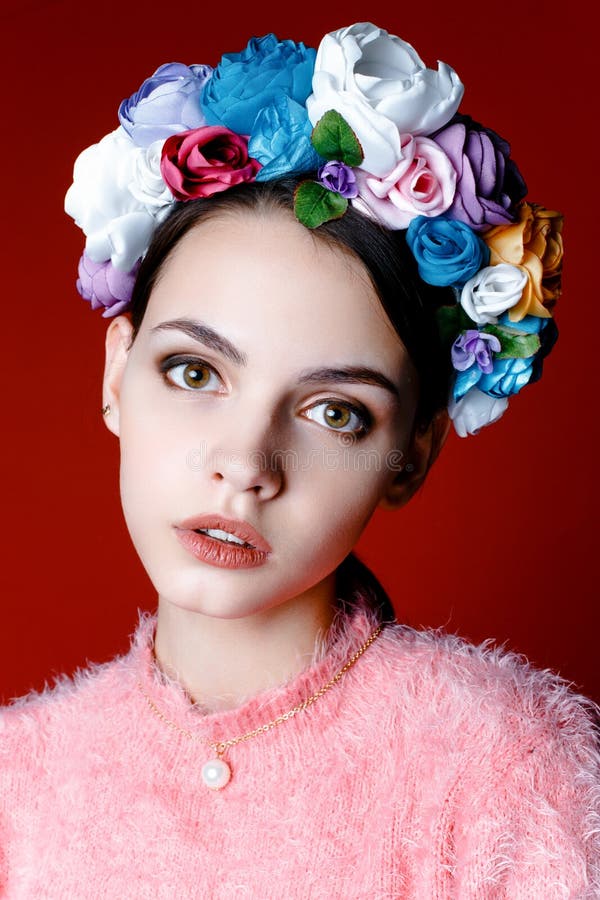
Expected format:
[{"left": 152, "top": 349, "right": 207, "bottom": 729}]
[
  {"left": 406, "top": 215, "right": 490, "bottom": 288},
  {"left": 452, "top": 313, "right": 549, "bottom": 402},
  {"left": 497, "top": 311, "right": 545, "bottom": 334},
  {"left": 249, "top": 95, "right": 321, "bottom": 181},
  {"left": 118, "top": 63, "right": 213, "bottom": 148},
  {"left": 201, "top": 34, "right": 316, "bottom": 137},
  {"left": 457, "top": 356, "right": 535, "bottom": 401},
  {"left": 497, "top": 310, "right": 558, "bottom": 388},
  {"left": 526, "top": 317, "right": 559, "bottom": 386},
  {"left": 484, "top": 360, "right": 533, "bottom": 398}
]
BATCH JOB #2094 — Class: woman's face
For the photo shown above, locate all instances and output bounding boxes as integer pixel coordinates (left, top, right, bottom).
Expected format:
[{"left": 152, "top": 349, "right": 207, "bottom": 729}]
[{"left": 104, "top": 210, "right": 422, "bottom": 618}]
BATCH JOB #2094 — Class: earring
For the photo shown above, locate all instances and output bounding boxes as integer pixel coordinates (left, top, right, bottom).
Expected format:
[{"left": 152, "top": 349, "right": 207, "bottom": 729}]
[{"left": 101, "top": 403, "right": 111, "bottom": 416}]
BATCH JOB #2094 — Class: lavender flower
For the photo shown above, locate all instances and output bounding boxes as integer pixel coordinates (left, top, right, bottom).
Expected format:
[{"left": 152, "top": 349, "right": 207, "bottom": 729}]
[
  {"left": 118, "top": 63, "right": 213, "bottom": 148},
  {"left": 432, "top": 114, "right": 527, "bottom": 231},
  {"left": 318, "top": 161, "right": 358, "bottom": 199},
  {"left": 76, "top": 252, "right": 139, "bottom": 317},
  {"left": 451, "top": 329, "right": 501, "bottom": 373}
]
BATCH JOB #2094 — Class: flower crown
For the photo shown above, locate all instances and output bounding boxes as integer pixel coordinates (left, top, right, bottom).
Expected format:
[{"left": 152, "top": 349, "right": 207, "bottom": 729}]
[{"left": 64, "top": 22, "right": 563, "bottom": 438}]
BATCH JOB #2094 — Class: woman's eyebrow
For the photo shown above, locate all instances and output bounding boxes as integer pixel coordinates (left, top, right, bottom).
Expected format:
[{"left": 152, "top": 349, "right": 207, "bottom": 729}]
[
  {"left": 150, "top": 318, "right": 247, "bottom": 366},
  {"left": 150, "top": 318, "right": 401, "bottom": 400},
  {"left": 297, "top": 367, "right": 401, "bottom": 400}
]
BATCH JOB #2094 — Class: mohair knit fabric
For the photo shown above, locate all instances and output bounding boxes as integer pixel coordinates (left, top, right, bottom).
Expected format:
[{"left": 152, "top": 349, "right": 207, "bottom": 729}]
[{"left": 1, "top": 595, "right": 599, "bottom": 898}]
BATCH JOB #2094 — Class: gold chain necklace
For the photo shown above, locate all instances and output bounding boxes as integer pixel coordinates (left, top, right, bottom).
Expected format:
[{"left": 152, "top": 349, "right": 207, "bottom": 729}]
[{"left": 136, "top": 623, "right": 384, "bottom": 790}]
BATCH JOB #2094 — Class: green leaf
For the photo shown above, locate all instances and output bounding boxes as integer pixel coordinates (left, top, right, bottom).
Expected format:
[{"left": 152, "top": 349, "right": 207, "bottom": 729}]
[
  {"left": 481, "top": 324, "right": 541, "bottom": 358},
  {"left": 311, "top": 110, "right": 364, "bottom": 166},
  {"left": 435, "top": 304, "right": 476, "bottom": 349},
  {"left": 294, "top": 181, "right": 348, "bottom": 229}
]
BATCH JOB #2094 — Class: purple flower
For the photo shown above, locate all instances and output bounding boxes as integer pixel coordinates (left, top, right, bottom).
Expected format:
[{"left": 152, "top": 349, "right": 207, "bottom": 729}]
[
  {"left": 432, "top": 114, "right": 527, "bottom": 232},
  {"left": 118, "top": 63, "right": 213, "bottom": 148},
  {"left": 451, "top": 329, "right": 501, "bottom": 373},
  {"left": 76, "top": 252, "right": 139, "bottom": 317},
  {"left": 318, "top": 161, "right": 358, "bottom": 199}
]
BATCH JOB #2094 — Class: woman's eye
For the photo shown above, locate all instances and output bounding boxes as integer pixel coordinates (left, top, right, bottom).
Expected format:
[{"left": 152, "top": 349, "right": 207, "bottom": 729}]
[
  {"left": 161, "top": 358, "right": 222, "bottom": 391},
  {"left": 303, "top": 400, "right": 371, "bottom": 436}
]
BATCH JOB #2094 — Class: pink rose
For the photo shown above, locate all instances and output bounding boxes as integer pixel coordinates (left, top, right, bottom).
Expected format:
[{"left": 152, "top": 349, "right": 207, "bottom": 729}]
[
  {"left": 353, "top": 134, "right": 457, "bottom": 229},
  {"left": 160, "top": 125, "right": 261, "bottom": 200}
]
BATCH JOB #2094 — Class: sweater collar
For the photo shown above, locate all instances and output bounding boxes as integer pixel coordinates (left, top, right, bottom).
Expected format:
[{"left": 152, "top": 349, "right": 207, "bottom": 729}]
[{"left": 126, "top": 595, "right": 387, "bottom": 742}]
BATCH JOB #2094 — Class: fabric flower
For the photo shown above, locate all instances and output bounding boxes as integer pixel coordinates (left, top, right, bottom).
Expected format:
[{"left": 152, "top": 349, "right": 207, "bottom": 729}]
[
  {"left": 201, "top": 34, "right": 316, "bottom": 137},
  {"left": 306, "top": 22, "right": 463, "bottom": 178},
  {"left": 470, "top": 356, "right": 535, "bottom": 400},
  {"left": 459, "top": 263, "right": 527, "bottom": 325},
  {"left": 452, "top": 313, "right": 547, "bottom": 402},
  {"left": 249, "top": 95, "right": 321, "bottom": 181},
  {"left": 406, "top": 215, "right": 490, "bottom": 288},
  {"left": 129, "top": 140, "right": 175, "bottom": 218},
  {"left": 448, "top": 386, "right": 509, "bottom": 437},
  {"left": 118, "top": 63, "right": 213, "bottom": 148},
  {"left": 484, "top": 203, "right": 563, "bottom": 322},
  {"left": 431, "top": 114, "right": 527, "bottom": 232},
  {"left": 451, "top": 330, "right": 501, "bottom": 373},
  {"left": 64, "top": 127, "right": 156, "bottom": 271},
  {"left": 522, "top": 313, "right": 559, "bottom": 386},
  {"left": 160, "top": 126, "right": 261, "bottom": 200},
  {"left": 353, "top": 133, "right": 456, "bottom": 228},
  {"left": 76, "top": 252, "right": 139, "bottom": 317},
  {"left": 318, "top": 162, "right": 358, "bottom": 198}
]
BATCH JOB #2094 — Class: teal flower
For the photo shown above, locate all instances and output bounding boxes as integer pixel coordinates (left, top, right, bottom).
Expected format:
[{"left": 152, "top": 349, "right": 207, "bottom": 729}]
[
  {"left": 249, "top": 95, "right": 321, "bottom": 181},
  {"left": 406, "top": 215, "right": 489, "bottom": 288},
  {"left": 452, "top": 313, "right": 549, "bottom": 402},
  {"left": 454, "top": 355, "right": 534, "bottom": 402},
  {"left": 201, "top": 34, "right": 316, "bottom": 136}
]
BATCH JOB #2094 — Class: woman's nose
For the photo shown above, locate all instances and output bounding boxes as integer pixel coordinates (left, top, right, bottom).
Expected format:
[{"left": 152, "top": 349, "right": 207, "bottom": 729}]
[{"left": 205, "top": 411, "right": 285, "bottom": 500}]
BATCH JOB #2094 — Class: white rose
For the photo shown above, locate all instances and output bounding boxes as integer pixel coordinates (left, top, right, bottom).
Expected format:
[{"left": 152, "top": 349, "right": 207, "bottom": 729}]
[
  {"left": 306, "top": 22, "right": 464, "bottom": 178},
  {"left": 447, "top": 386, "right": 509, "bottom": 438},
  {"left": 460, "top": 264, "right": 527, "bottom": 325},
  {"left": 129, "top": 139, "right": 175, "bottom": 221},
  {"left": 64, "top": 127, "right": 158, "bottom": 271}
]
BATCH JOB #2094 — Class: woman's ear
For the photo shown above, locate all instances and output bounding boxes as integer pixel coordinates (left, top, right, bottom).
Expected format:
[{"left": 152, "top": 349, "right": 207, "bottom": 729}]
[
  {"left": 102, "top": 315, "right": 134, "bottom": 437},
  {"left": 380, "top": 407, "right": 452, "bottom": 510}
]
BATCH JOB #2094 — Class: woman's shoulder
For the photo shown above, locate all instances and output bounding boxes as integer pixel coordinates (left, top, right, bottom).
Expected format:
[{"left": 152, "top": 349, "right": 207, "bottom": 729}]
[
  {"left": 374, "top": 617, "right": 600, "bottom": 753},
  {"left": 0, "top": 627, "right": 138, "bottom": 754},
  {"left": 372, "top": 618, "right": 600, "bottom": 891},
  {"left": 0, "top": 657, "right": 123, "bottom": 816},
  {"left": 0, "top": 609, "right": 163, "bottom": 732}
]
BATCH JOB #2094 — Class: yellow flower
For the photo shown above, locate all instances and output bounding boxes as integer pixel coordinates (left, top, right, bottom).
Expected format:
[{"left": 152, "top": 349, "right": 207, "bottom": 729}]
[{"left": 484, "top": 202, "right": 563, "bottom": 322}]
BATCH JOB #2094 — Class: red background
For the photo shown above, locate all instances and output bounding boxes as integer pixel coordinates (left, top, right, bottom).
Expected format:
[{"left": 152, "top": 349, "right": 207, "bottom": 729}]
[{"left": 2, "top": 2, "right": 596, "bottom": 704}]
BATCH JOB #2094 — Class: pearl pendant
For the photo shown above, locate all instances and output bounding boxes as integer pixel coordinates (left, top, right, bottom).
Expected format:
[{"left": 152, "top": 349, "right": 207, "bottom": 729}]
[{"left": 201, "top": 757, "right": 232, "bottom": 790}]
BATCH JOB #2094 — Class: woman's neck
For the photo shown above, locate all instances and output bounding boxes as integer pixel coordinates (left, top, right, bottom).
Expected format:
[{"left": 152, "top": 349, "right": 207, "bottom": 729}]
[{"left": 152, "top": 577, "right": 339, "bottom": 713}]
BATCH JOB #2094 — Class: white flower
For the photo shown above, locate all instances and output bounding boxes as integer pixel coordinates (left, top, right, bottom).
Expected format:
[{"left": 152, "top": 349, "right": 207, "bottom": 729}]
[
  {"left": 460, "top": 264, "right": 527, "bottom": 325},
  {"left": 306, "top": 22, "right": 464, "bottom": 178},
  {"left": 64, "top": 127, "right": 165, "bottom": 271},
  {"left": 447, "top": 386, "right": 509, "bottom": 437},
  {"left": 129, "top": 139, "right": 175, "bottom": 220}
]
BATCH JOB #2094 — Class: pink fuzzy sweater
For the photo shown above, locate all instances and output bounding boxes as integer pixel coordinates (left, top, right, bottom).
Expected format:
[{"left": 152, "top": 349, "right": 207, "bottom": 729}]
[{"left": 1, "top": 596, "right": 600, "bottom": 898}]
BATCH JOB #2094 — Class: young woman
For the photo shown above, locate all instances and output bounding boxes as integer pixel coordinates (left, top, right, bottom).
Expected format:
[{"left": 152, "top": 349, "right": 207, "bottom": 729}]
[{"left": 1, "top": 22, "right": 598, "bottom": 898}]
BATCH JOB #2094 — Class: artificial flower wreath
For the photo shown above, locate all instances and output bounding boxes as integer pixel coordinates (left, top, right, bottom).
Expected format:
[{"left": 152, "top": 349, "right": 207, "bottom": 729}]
[{"left": 65, "top": 22, "right": 563, "bottom": 438}]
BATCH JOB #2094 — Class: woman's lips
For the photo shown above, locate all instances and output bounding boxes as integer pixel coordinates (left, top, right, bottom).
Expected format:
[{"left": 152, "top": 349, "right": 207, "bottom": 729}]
[
  {"left": 176, "top": 514, "right": 272, "bottom": 552},
  {"left": 173, "top": 514, "right": 271, "bottom": 569}
]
